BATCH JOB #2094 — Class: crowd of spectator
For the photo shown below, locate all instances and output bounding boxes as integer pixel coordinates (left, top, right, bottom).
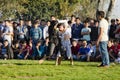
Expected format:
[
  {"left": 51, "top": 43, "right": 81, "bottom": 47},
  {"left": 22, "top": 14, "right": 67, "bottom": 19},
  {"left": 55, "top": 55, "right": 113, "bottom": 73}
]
[{"left": 0, "top": 15, "right": 120, "bottom": 64}]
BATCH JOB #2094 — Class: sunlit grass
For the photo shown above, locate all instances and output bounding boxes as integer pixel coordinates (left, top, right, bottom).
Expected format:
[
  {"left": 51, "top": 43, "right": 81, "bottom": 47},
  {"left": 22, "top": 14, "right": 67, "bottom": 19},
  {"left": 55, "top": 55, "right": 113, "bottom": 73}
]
[{"left": 0, "top": 60, "right": 119, "bottom": 80}]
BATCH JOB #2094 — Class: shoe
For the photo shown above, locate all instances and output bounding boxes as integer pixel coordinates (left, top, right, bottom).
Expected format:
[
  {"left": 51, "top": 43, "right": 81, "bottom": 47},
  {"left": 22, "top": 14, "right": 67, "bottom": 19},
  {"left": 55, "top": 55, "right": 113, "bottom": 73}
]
[
  {"left": 97, "top": 64, "right": 109, "bottom": 68},
  {"left": 103, "top": 65, "right": 109, "bottom": 68},
  {"left": 97, "top": 63, "right": 104, "bottom": 67}
]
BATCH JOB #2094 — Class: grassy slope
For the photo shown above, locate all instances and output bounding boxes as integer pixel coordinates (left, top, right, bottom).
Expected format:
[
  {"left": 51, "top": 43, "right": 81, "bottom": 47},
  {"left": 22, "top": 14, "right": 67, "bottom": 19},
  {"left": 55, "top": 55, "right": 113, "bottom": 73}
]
[{"left": 0, "top": 60, "right": 120, "bottom": 80}]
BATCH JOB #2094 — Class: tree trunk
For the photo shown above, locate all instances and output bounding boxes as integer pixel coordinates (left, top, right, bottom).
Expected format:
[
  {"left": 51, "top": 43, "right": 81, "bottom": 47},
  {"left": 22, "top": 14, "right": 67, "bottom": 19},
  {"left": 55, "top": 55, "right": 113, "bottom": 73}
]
[
  {"left": 96, "top": 0, "right": 101, "bottom": 19},
  {"left": 106, "top": 0, "right": 115, "bottom": 18}
]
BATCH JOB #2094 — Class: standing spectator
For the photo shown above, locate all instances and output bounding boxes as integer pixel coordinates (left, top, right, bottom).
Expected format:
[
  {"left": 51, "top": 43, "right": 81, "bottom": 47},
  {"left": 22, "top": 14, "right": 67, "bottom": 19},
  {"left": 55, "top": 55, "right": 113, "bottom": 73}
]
[
  {"left": 72, "top": 17, "right": 84, "bottom": 40},
  {"left": 50, "top": 15, "right": 56, "bottom": 21},
  {"left": 114, "top": 19, "right": 120, "bottom": 39},
  {"left": 39, "top": 19, "right": 46, "bottom": 39},
  {"left": 17, "top": 19, "right": 28, "bottom": 41},
  {"left": 0, "top": 21, "right": 4, "bottom": 42},
  {"left": 109, "top": 19, "right": 117, "bottom": 39},
  {"left": 96, "top": 11, "right": 110, "bottom": 67},
  {"left": 25, "top": 20, "right": 32, "bottom": 41},
  {"left": 71, "top": 15, "right": 76, "bottom": 25},
  {"left": 2, "top": 20, "right": 13, "bottom": 46},
  {"left": 43, "top": 20, "right": 50, "bottom": 40},
  {"left": 13, "top": 22, "right": 19, "bottom": 41},
  {"left": 90, "top": 20, "right": 98, "bottom": 41},
  {"left": 81, "top": 20, "right": 91, "bottom": 42},
  {"left": 30, "top": 20, "right": 42, "bottom": 45}
]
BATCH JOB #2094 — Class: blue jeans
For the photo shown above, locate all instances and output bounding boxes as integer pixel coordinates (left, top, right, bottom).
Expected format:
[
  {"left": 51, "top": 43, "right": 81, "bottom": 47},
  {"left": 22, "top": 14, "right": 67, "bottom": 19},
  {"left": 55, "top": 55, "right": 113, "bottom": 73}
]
[{"left": 99, "top": 41, "right": 110, "bottom": 65}]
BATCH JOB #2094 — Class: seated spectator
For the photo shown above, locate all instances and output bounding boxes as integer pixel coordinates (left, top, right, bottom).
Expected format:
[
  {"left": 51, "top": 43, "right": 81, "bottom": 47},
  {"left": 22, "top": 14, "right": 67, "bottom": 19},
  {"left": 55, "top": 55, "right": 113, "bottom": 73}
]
[
  {"left": 108, "top": 40, "right": 115, "bottom": 61},
  {"left": 87, "top": 41, "right": 96, "bottom": 61},
  {"left": 39, "top": 37, "right": 50, "bottom": 64},
  {"left": 12, "top": 40, "right": 20, "bottom": 59},
  {"left": 44, "top": 37, "right": 50, "bottom": 57},
  {"left": 17, "top": 41, "right": 29, "bottom": 59},
  {"left": 115, "top": 52, "right": 120, "bottom": 63},
  {"left": 71, "top": 40, "right": 80, "bottom": 60},
  {"left": 77, "top": 40, "right": 90, "bottom": 61},
  {"left": 108, "top": 39, "right": 120, "bottom": 60},
  {"left": 95, "top": 46, "right": 101, "bottom": 61},
  {"left": 33, "top": 40, "right": 45, "bottom": 59},
  {"left": 26, "top": 40, "right": 33, "bottom": 59},
  {"left": 0, "top": 40, "right": 13, "bottom": 60}
]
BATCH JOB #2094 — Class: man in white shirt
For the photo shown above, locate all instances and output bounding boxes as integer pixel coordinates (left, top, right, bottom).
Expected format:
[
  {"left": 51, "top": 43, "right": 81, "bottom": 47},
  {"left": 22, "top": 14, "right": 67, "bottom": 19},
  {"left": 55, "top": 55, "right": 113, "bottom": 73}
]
[
  {"left": 96, "top": 11, "right": 110, "bottom": 67},
  {"left": 43, "top": 20, "right": 50, "bottom": 40},
  {"left": 2, "top": 20, "right": 13, "bottom": 46}
]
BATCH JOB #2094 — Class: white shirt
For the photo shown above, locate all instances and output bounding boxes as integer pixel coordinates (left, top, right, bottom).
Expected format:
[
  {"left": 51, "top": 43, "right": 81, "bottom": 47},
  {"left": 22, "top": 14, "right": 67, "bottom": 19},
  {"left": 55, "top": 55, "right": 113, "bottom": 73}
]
[
  {"left": 99, "top": 18, "right": 109, "bottom": 41},
  {"left": 59, "top": 30, "right": 71, "bottom": 46},
  {"left": 81, "top": 27, "right": 91, "bottom": 41},
  {"left": 43, "top": 26, "right": 49, "bottom": 39},
  {"left": 66, "top": 26, "right": 72, "bottom": 38},
  {"left": 3, "top": 26, "right": 13, "bottom": 40}
]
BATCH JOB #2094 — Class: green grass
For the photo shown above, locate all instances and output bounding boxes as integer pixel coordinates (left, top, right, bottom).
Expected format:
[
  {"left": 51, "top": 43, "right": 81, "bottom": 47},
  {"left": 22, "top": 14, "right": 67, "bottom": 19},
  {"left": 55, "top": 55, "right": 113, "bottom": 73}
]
[{"left": 0, "top": 60, "right": 120, "bottom": 80}]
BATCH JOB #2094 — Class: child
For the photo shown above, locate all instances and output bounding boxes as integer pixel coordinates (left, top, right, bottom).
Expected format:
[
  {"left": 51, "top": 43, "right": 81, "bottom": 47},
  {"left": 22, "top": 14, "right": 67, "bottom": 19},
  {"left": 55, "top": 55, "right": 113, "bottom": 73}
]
[
  {"left": 81, "top": 20, "right": 91, "bottom": 42},
  {"left": 56, "top": 23, "right": 73, "bottom": 65},
  {"left": 0, "top": 40, "right": 13, "bottom": 60},
  {"left": 77, "top": 40, "right": 90, "bottom": 61}
]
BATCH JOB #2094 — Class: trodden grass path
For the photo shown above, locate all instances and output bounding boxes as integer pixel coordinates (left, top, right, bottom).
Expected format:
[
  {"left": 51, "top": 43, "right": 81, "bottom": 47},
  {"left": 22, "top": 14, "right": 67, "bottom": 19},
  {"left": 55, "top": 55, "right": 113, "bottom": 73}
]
[{"left": 0, "top": 60, "right": 120, "bottom": 80}]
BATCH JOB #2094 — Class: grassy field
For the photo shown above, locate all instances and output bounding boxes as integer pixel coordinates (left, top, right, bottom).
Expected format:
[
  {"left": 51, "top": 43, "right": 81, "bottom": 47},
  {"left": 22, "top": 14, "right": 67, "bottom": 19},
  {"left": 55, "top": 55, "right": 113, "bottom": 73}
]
[{"left": 0, "top": 60, "right": 120, "bottom": 80}]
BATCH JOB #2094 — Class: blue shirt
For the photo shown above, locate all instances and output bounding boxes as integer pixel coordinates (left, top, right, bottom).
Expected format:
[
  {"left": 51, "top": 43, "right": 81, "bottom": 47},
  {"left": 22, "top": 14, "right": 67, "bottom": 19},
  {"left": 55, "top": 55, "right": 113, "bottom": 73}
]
[
  {"left": 78, "top": 47, "right": 90, "bottom": 55},
  {"left": 30, "top": 27, "right": 42, "bottom": 40},
  {"left": 1, "top": 46, "right": 7, "bottom": 54},
  {"left": 72, "top": 23, "right": 84, "bottom": 39}
]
